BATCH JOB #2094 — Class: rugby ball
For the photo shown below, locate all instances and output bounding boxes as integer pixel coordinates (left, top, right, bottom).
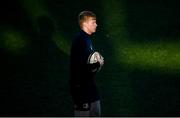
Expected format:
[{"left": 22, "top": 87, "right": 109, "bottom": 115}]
[{"left": 87, "top": 52, "right": 104, "bottom": 72}]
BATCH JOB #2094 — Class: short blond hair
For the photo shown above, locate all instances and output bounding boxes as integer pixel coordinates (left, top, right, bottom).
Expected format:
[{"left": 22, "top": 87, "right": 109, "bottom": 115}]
[{"left": 78, "top": 11, "right": 96, "bottom": 28}]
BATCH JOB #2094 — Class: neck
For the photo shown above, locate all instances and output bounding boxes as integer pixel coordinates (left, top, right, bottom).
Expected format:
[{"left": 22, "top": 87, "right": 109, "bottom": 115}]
[{"left": 81, "top": 27, "right": 92, "bottom": 35}]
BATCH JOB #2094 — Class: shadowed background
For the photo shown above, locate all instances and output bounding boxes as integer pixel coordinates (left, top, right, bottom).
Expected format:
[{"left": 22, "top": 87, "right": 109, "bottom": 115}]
[{"left": 0, "top": 0, "right": 180, "bottom": 116}]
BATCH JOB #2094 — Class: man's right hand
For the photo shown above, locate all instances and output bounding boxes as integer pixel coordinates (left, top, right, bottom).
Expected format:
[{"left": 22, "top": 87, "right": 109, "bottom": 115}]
[{"left": 96, "top": 54, "right": 104, "bottom": 66}]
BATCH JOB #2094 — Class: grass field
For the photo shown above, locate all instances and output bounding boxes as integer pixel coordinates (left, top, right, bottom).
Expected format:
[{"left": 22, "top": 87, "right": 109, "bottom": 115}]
[{"left": 0, "top": 0, "right": 180, "bottom": 116}]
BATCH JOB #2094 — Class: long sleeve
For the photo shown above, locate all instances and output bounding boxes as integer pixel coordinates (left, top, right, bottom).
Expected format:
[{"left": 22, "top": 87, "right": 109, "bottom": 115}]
[{"left": 87, "top": 62, "right": 101, "bottom": 72}]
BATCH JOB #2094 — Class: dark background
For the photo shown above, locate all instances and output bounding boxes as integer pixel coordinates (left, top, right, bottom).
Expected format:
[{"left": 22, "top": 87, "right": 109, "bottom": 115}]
[{"left": 0, "top": 0, "right": 180, "bottom": 116}]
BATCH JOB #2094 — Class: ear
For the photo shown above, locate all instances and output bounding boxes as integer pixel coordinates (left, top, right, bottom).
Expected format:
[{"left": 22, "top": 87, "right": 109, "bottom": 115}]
[{"left": 83, "top": 21, "right": 87, "bottom": 27}]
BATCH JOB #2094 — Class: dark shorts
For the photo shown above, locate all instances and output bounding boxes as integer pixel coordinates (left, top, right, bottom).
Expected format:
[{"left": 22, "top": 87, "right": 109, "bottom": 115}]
[
  {"left": 74, "top": 100, "right": 101, "bottom": 117},
  {"left": 74, "top": 102, "right": 91, "bottom": 111}
]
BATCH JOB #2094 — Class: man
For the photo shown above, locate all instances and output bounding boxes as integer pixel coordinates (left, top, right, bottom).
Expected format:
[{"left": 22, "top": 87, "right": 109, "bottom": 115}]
[{"left": 70, "top": 11, "right": 104, "bottom": 117}]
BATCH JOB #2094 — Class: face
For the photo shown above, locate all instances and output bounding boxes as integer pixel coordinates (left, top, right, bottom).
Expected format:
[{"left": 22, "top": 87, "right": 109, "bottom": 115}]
[{"left": 83, "top": 17, "right": 97, "bottom": 35}]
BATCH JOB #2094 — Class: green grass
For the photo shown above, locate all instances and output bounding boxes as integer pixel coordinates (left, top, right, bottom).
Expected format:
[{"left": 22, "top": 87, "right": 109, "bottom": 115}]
[
  {"left": 1, "top": 30, "right": 27, "bottom": 54},
  {"left": 119, "top": 41, "right": 180, "bottom": 74}
]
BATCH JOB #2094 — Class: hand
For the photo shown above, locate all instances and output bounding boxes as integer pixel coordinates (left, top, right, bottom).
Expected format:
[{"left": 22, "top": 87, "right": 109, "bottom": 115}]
[
  {"left": 99, "top": 58, "right": 104, "bottom": 66},
  {"left": 96, "top": 54, "right": 104, "bottom": 66}
]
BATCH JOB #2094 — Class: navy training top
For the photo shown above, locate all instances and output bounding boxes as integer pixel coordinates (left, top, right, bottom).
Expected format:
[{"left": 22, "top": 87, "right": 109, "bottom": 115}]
[{"left": 70, "top": 30, "right": 100, "bottom": 104}]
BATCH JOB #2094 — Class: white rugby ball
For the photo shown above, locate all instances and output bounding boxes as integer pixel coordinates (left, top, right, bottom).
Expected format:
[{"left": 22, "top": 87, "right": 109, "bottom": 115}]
[
  {"left": 87, "top": 52, "right": 103, "bottom": 64},
  {"left": 87, "top": 52, "right": 104, "bottom": 72}
]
